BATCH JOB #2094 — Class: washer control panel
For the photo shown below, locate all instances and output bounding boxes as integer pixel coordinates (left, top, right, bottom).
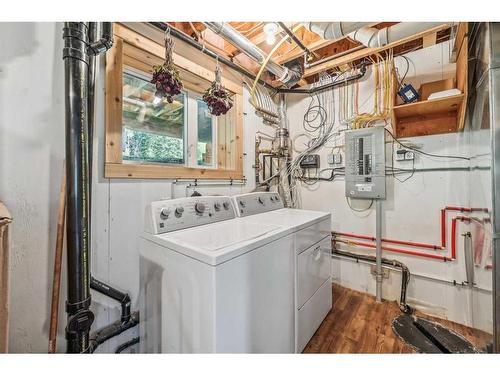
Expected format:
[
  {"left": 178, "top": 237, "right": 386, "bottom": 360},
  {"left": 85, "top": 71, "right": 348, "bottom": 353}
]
[
  {"left": 145, "top": 196, "right": 236, "bottom": 234},
  {"left": 233, "top": 192, "right": 284, "bottom": 217}
]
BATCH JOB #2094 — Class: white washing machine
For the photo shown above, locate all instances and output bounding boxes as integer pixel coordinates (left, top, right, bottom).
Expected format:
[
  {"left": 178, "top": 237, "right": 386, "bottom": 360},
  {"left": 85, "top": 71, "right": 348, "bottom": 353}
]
[
  {"left": 232, "top": 192, "right": 332, "bottom": 352},
  {"left": 139, "top": 195, "right": 296, "bottom": 353}
]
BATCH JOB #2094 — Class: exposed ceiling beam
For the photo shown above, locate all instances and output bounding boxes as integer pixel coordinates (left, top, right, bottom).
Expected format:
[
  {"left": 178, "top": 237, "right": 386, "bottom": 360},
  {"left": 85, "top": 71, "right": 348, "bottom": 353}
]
[
  {"left": 274, "top": 22, "right": 398, "bottom": 64},
  {"left": 303, "top": 24, "right": 451, "bottom": 78}
]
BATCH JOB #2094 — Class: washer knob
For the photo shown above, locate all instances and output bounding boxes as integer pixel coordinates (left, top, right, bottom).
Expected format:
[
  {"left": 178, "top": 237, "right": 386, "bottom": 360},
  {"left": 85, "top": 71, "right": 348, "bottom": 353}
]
[
  {"left": 223, "top": 202, "right": 230, "bottom": 210},
  {"left": 195, "top": 202, "right": 206, "bottom": 214},
  {"left": 214, "top": 202, "right": 221, "bottom": 211},
  {"left": 160, "top": 208, "right": 171, "bottom": 219},
  {"left": 239, "top": 200, "right": 246, "bottom": 207},
  {"left": 258, "top": 197, "right": 265, "bottom": 204},
  {"left": 175, "top": 206, "right": 184, "bottom": 217}
]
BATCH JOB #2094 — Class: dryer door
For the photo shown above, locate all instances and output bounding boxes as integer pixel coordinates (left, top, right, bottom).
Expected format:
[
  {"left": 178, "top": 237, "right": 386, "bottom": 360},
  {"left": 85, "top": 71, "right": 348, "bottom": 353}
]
[{"left": 297, "top": 236, "right": 331, "bottom": 308}]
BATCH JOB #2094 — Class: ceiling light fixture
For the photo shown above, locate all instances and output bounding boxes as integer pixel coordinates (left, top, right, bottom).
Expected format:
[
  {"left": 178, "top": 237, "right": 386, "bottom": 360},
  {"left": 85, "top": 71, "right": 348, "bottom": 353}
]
[{"left": 263, "top": 22, "right": 278, "bottom": 45}]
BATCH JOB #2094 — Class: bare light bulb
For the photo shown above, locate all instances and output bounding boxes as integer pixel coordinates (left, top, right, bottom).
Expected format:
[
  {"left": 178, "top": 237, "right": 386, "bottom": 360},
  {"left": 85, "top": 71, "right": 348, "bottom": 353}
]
[
  {"left": 263, "top": 22, "right": 278, "bottom": 45},
  {"left": 266, "top": 33, "right": 276, "bottom": 45}
]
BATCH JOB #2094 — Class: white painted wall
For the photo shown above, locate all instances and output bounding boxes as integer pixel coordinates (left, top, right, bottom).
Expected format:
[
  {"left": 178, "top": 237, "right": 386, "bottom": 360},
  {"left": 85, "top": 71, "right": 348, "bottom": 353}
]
[
  {"left": 0, "top": 22, "right": 67, "bottom": 353},
  {"left": 286, "top": 41, "right": 493, "bottom": 333},
  {"left": 0, "top": 22, "right": 264, "bottom": 353}
]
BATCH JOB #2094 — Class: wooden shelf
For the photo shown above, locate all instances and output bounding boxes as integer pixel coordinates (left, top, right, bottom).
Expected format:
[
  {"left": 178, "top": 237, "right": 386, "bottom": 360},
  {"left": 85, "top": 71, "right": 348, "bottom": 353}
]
[
  {"left": 393, "top": 94, "right": 464, "bottom": 118},
  {"left": 390, "top": 22, "right": 468, "bottom": 138},
  {"left": 392, "top": 94, "right": 465, "bottom": 138}
]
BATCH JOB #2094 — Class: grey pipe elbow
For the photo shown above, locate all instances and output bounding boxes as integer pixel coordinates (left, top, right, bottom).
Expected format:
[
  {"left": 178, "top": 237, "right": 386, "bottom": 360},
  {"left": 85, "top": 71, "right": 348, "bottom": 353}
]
[{"left": 89, "top": 22, "right": 114, "bottom": 55}]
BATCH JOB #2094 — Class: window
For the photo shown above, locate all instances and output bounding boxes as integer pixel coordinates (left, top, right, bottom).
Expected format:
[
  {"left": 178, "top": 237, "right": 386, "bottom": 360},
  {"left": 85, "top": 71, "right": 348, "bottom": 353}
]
[
  {"left": 105, "top": 24, "right": 244, "bottom": 180},
  {"left": 122, "top": 72, "right": 186, "bottom": 165},
  {"left": 196, "top": 98, "right": 215, "bottom": 167}
]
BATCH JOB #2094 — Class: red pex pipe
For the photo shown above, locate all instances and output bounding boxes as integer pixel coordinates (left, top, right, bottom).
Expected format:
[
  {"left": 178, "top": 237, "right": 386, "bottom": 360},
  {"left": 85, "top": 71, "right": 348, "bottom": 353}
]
[
  {"left": 441, "top": 209, "right": 446, "bottom": 248},
  {"left": 451, "top": 218, "right": 457, "bottom": 259},
  {"left": 345, "top": 240, "right": 452, "bottom": 262},
  {"left": 335, "top": 214, "right": 478, "bottom": 262},
  {"left": 336, "top": 206, "right": 487, "bottom": 253},
  {"left": 334, "top": 231, "right": 443, "bottom": 250},
  {"left": 442, "top": 207, "right": 485, "bottom": 249}
]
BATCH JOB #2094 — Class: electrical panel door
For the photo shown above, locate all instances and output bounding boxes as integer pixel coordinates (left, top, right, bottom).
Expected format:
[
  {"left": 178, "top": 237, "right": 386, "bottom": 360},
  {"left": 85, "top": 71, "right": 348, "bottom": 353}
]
[{"left": 345, "top": 127, "right": 386, "bottom": 199}]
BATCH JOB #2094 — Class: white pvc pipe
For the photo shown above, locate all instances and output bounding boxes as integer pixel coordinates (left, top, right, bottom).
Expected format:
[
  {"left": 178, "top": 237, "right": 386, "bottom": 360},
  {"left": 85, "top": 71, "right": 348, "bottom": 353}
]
[
  {"left": 305, "top": 22, "right": 446, "bottom": 48},
  {"left": 303, "top": 22, "right": 372, "bottom": 41},
  {"left": 349, "top": 22, "right": 444, "bottom": 48}
]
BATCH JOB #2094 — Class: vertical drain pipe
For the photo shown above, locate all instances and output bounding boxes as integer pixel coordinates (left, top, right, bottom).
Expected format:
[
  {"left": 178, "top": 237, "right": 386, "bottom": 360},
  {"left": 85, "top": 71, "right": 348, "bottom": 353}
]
[
  {"left": 375, "top": 199, "right": 383, "bottom": 302},
  {"left": 63, "top": 22, "right": 94, "bottom": 353},
  {"left": 87, "top": 22, "right": 97, "bottom": 270},
  {"left": 63, "top": 21, "right": 114, "bottom": 354}
]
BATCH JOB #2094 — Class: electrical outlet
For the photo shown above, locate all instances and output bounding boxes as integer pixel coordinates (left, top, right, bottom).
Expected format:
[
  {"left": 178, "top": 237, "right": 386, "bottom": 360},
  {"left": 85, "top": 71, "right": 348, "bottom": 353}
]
[
  {"left": 405, "top": 151, "right": 415, "bottom": 160},
  {"left": 395, "top": 149, "right": 414, "bottom": 161},
  {"left": 328, "top": 153, "right": 342, "bottom": 165},
  {"left": 395, "top": 149, "right": 406, "bottom": 161}
]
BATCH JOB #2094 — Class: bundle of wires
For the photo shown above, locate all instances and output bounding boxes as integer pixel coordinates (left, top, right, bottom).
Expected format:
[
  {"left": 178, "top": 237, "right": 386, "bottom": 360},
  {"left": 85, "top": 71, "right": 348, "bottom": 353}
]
[
  {"left": 339, "top": 67, "right": 359, "bottom": 126},
  {"left": 350, "top": 51, "right": 394, "bottom": 129},
  {"left": 281, "top": 70, "right": 357, "bottom": 205}
]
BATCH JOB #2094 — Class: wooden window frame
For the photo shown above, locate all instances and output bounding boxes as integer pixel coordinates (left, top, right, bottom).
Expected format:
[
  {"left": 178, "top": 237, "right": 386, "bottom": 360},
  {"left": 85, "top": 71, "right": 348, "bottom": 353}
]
[{"left": 105, "top": 24, "right": 244, "bottom": 180}]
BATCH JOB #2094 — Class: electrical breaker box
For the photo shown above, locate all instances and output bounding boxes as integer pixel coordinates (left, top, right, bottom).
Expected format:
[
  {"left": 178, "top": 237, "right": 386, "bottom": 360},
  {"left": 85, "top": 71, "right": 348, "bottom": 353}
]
[{"left": 345, "top": 127, "right": 386, "bottom": 199}]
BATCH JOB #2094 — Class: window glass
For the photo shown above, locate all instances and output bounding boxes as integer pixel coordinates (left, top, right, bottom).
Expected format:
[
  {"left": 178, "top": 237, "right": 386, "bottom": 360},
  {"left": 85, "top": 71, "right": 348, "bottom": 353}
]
[
  {"left": 121, "top": 72, "right": 185, "bottom": 164},
  {"left": 197, "top": 99, "right": 215, "bottom": 167}
]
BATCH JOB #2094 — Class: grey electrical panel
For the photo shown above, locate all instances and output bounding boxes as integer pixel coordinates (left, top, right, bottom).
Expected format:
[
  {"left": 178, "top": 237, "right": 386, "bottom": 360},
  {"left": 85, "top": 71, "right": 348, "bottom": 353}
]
[{"left": 345, "top": 127, "right": 386, "bottom": 199}]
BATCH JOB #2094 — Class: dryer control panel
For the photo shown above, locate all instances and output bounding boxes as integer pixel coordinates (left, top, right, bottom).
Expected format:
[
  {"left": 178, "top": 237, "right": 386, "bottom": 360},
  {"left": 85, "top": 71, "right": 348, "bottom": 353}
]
[
  {"left": 145, "top": 196, "right": 236, "bottom": 234},
  {"left": 233, "top": 192, "right": 284, "bottom": 217}
]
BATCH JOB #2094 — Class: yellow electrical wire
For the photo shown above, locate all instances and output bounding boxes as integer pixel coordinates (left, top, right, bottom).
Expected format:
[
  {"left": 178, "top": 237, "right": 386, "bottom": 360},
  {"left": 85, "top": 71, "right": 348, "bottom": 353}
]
[
  {"left": 250, "top": 24, "right": 302, "bottom": 107},
  {"left": 351, "top": 50, "right": 394, "bottom": 129}
]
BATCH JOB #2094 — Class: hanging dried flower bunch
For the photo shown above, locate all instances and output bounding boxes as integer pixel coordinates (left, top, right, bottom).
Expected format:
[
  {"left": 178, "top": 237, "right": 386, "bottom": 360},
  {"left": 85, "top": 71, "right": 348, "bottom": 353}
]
[
  {"left": 151, "top": 28, "right": 183, "bottom": 103},
  {"left": 203, "top": 61, "right": 233, "bottom": 116}
]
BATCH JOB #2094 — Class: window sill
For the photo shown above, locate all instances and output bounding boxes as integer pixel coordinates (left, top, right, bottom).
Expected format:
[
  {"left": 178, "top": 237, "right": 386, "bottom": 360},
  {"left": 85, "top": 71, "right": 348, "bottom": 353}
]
[{"left": 104, "top": 162, "right": 244, "bottom": 180}]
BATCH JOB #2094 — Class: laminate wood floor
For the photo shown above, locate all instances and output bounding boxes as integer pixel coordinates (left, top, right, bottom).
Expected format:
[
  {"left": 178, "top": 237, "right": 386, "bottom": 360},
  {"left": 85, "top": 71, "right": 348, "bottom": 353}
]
[{"left": 303, "top": 283, "right": 492, "bottom": 353}]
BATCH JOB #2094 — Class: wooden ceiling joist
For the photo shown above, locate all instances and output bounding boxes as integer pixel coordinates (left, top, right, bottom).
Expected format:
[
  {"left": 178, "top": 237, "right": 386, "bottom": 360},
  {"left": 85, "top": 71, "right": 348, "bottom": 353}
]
[
  {"left": 161, "top": 22, "right": 454, "bottom": 88},
  {"left": 302, "top": 24, "right": 451, "bottom": 79}
]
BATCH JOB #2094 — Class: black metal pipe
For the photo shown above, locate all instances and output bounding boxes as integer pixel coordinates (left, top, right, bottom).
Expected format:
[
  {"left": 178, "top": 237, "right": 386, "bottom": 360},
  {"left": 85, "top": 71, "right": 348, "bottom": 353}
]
[
  {"left": 88, "top": 22, "right": 114, "bottom": 55},
  {"left": 90, "top": 276, "right": 131, "bottom": 323},
  {"left": 87, "top": 22, "right": 97, "bottom": 275},
  {"left": 277, "top": 22, "right": 315, "bottom": 58},
  {"left": 115, "top": 337, "right": 140, "bottom": 354},
  {"left": 64, "top": 21, "right": 115, "bottom": 354},
  {"left": 89, "top": 311, "right": 140, "bottom": 353},
  {"left": 331, "top": 246, "right": 413, "bottom": 314},
  {"left": 148, "top": 22, "right": 276, "bottom": 91},
  {"left": 63, "top": 21, "right": 94, "bottom": 353}
]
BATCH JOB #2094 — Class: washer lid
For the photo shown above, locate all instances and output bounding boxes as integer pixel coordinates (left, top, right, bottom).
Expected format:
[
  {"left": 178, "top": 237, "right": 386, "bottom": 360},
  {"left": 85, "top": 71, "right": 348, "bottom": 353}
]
[
  {"left": 166, "top": 220, "right": 280, "bottom": 252},
  {"left": 144, "top": 219, "right": 285, "bottom": 265}
]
